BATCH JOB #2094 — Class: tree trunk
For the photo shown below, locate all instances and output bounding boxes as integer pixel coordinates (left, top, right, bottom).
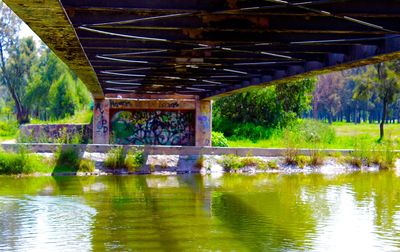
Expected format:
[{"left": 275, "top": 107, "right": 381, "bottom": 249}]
[
  {"left": 380, "top": 96, "right": 388, "bottom": 141},
  {"left": 16, "top": 106, "right": 30, "bottom": 124}
]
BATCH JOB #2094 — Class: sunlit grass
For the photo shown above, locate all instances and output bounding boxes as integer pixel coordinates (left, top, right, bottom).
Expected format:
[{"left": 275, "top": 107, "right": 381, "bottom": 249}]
[
  {"left": 228, "top": 122, "right": 400, "bottom": 150},
  {"left": 30, "top": 109, "right": 93, "bottom": 124}
]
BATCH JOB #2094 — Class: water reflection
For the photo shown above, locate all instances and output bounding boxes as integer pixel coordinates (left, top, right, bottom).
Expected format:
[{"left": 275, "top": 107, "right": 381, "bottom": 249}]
[
  {"left": 0, "top": 195, "right": 95, "bottom": 251},
  {"left": 1, "top": 172, "right": 400, "bottom": 251}
]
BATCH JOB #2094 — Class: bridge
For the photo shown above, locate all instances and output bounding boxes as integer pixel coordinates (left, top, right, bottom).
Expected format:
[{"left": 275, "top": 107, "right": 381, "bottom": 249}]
[{"left": 5, "top": 0, "right": 400, "bottom": 146}]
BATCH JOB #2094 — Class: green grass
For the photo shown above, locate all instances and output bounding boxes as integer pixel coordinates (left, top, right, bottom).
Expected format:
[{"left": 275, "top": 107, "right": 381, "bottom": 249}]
[
  {"left": 30, "top": 109, "right": 92, "bottom": 124},
  {"left": 0, "top": 120, "right": 18, "bottom": 142},
  {"left": 228, "top": 121, "right": 400, "bottom": 150},
  {"left": 0, "top": 148, "right": 54, "bottom": 174}
]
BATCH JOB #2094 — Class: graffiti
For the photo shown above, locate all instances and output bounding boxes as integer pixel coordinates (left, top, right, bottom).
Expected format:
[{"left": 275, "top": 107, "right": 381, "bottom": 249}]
[
  {"left": 110, "top": 100, "right": 131, "bottom": 109},
  {"left": 19, "top": 124, "right": 91, "bottom": 143},
  {"left": 198, "top": 115, "right": 210, "bottom": 132},
  {"left": 160, "top": 102, "right": 179, "bottom": 108},
  {"left": 95, "top": 102, "right": 108, "bottom": 136},
  {"left": 110, "top": 100, "right": 182, "bottom": 110},
  {"left": 111, "top": 110, "right": 195, "bottom": 146}
]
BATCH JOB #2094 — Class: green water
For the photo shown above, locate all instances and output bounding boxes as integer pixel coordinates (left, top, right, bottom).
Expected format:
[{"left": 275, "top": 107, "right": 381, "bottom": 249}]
[{"left": 1, "top": 172, "right": 400, "bottom": 251}]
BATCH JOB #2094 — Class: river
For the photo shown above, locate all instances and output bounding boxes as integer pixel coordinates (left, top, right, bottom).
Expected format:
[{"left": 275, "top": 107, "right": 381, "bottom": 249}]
[{"left": 1, "top": 172, "right": 400, "bottom": 251}]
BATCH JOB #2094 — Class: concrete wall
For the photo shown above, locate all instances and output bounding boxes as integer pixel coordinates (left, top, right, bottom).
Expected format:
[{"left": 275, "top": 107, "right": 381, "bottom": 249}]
[
  {"left": 19, "top": 124, "right": 92, "bottom": 143},
  {"left": 93, "top": 95, "right": 212, "bottom": 146},
  {"left": 0, "top": 143, "right": 372, "bottom": 157}
]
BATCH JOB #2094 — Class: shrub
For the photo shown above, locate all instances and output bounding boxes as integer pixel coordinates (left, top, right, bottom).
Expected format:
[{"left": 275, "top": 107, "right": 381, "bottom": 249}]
[
  {"left": 0, "top": 148, "right": 52, "bottom": 174},
  {"left": 124, "top": 148, "right": 145, "bottom": 172},
  {"left": 295, "top": 119, "right": 336, "bottom": 145},
  {"left": 219, "top": 154, "right": 269, "bottom": 171},
  {"left": 267, "top": 160, "right": 279, "bottom": 170},
  {"left": 309, "top": 150, "right": 325, "bottom": 166},
  {"left": 0, "top": 120, "right": 18, "bottom": 138},
  {"left": 54, "top": 146, "right": 81, "bottom": 172},
  {"left": 212, "top": 131, "right": 229, "bottom": 147},
  {"left": 195, "top": 155, "right": 205, "bottom": 169},
  {"left": 219, "top": 154, "right": 243, "bottom": 171},
  {"left": 78, "top": 159, "right": 95, "bottom": 172},
  {"left": 104, "top": 146, "right": 125, "bottom": 169},
  {"left": 295, "top": 155, "right": 309, "bottom": 168}
]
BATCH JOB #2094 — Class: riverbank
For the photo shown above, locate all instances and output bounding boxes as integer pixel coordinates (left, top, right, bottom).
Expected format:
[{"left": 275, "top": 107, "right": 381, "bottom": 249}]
[{"left": 0, "top": 144, "right": 399, "bottom": 176}]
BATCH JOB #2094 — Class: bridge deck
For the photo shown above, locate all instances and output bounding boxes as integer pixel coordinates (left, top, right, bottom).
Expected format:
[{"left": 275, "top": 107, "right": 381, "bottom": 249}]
[{"left": 5, "top": 0, "right": 400, "bottom": 100}]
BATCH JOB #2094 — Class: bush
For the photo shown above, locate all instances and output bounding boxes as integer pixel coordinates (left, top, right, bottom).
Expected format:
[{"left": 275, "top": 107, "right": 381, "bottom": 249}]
[
  {"left": 78, "top": 159, "right": 95, "bottom": 172},
  {"left": 293, "top": 119, "right": 336, "bottom": 145},
  {"left": 0, "top": 148, "right": 52, "bottom": 174},
  {"left": 54, "top": 146, "right": 81, "bottom": 172},
  {"left": 105, "top": 146, "right": 126, "bottom": 169},
  {"left": 219, "top": 154, "right": 244, "bottom": 171},
  {"left": 267, "top": 160, "right": 279, "bottom": 170},
  {"left": 212, "top": 132, "right": 229, "bottom": 147},
  {"left": 195, "top": 155, "right": 205, "bottom": 169},
  {"left": 309, "top": 150, "right": 325, "bottom": 166},
  {"left": 219, "top": 154, "right": 269, "bottom": 171},
  {"left": 0, "top": 120, "right": 18, "bottom": 138},
  {"left": 124, "top": 148, "right": 145, "bottom": 172}
]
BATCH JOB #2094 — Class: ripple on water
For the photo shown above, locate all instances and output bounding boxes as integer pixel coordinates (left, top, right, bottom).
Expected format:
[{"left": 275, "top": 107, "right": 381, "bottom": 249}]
[{"left": 0, "top": 196, "right": 96, "bottom": 252}]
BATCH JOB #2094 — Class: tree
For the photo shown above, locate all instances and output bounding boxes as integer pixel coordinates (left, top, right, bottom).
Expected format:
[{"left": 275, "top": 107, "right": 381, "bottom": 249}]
[
  {"left": 213, "top": 78, "right": 317, "bottom": 136},
  {"left": 353, "top": 62, "right": 400, "bottom": 140},
  {"left": 0, "top": 1, "right": 28, "bottom": 123}
]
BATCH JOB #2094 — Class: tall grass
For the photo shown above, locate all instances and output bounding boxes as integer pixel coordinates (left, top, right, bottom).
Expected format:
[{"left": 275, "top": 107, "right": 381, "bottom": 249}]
[
  {"left": 124, "top": 147, "right": 145, "bottom": 172},
  {"left": 0, "top": 147, "right": 53, "bottom": 174},
  {"left": 104, "top": 146, "right": 126, "bottom": 169}
]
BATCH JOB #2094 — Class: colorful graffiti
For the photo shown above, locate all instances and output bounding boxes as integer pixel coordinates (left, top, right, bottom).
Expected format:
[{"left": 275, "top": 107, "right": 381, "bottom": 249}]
[
  {"left": 111, "top": 110, "right": 195, "bottom": 146},
  {"left": 95, "top": 102, "right": 108, "bottom": 136}
]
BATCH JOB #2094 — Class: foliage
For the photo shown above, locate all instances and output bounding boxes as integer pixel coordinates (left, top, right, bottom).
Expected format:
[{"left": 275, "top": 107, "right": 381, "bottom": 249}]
[
  {"left": 267, "top": 160, "right": 279, "bottom": 170},
  {"left": 213, "top": 78, "right": 316, "bottom": 136},
  {"left": 30, "top": 109, "right": 93, "bottom": 124},
  {"left": 219, "top": 154, "right": 269, "bottom": 171},
  {"left": 54, "top": 146, "right": 81, "bottom": 172},
  {"left": 195, "top": 155, "right": 205, "bottom": 169},
  {"left": 0, "top": 147, "right": 52, "bottom": 174},
  {"left": 219, "top": 154, "right": 245, "bottom": 171},
  {"left": 293, "top": 120, "right": 336, "bottom": 145},
  {"left": 0, "top": 120, "right": 18, "bottom": 139},
  {"left": 78, "top": 159, "right": 95, "bottom": 173},
  {"left": 212, "top": 131, "right": 228, "bottom": 147},
  {"left": 0, "top": 3, "right": 92, "bottom": 124},
  {"left": 124, "top": 147, "right": 145, "bottom": 172},
  {"left": 104, "top": 146, "right": 126, "bottom": 169}
]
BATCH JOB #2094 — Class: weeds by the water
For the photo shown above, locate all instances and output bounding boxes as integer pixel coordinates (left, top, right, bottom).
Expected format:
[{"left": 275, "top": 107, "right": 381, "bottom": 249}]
[
  {"left": 219, "top": 154, "right": 271, "bottom": 171},
  {"left": 124, "top": 147, "right": 145, "bottom": 172},
  {"left": 104, "top": 146, "right": 126, "bottom": 169},
  {"left": 54, "top": 146, "right": 81, "bottom": 172},
  {"left": 195, "top": 155, "right": 205, "bottom": 169},
  {"left": 0, "top": 147, "right": 52, "bottom": 174},
  {"left": 78, "top": 159, "right": 96, "bottom": 173},
  {"left": 344, "top": 137, "right": 398, "bottom": 170}
]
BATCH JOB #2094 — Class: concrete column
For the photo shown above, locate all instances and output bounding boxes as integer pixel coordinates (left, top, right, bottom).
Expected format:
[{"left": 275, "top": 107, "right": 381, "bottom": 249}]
[
  {"left": 195, "top": 100, "right": 212, "bottom": 146},
  {"left": 93, "top": 99, "right": 110, "bottom": 144}
]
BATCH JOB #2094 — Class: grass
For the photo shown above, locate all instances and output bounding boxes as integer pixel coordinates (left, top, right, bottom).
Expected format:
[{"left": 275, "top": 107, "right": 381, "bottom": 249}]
[
  {"left": 104, "top": 146, "right": 126, "bottom": 169},
  {"left": 228, "top": 121, "right": 400, "bottom": 150},
  {"left": 0, "top": 147, "right": 53, "bottom": 174},
  {"left": 0, "top": 120, "right": 18, "bottom": 142},
  {"left": 30, "top": 109, "right": 92, "bottom": 124},
  {"left": 124, "top": 147, "right": 145, "bottom": 172}
]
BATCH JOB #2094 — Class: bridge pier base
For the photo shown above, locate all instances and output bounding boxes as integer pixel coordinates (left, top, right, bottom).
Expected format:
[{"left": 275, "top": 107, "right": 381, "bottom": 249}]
[{"left": 93, "top": 95, "right": 212, "bottom": 146}]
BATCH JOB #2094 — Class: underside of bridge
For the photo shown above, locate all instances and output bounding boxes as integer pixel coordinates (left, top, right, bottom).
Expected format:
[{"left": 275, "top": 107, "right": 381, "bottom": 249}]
[{"left": 5, "top": 0, "right": 400, "bottom": 145}]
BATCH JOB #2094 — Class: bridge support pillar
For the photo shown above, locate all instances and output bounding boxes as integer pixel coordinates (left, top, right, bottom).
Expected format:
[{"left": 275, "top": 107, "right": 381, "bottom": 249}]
[
  {"left": 93, "top": 99, "right": 110, "bottom": 144},
  {"left": 92, "top": 95, "right": 212, "bottom": 146},
  {"left": 195, "top": 100, "right": 212, "bottom": 146}
]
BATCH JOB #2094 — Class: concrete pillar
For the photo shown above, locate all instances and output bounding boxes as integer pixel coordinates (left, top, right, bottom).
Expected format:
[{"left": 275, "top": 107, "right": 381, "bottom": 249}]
[
  {"left": 93, "top": 99, "right": 110, "bottom": 144},
  {"left": 195, "top": 100, "right": 212, "bottom": 146}
]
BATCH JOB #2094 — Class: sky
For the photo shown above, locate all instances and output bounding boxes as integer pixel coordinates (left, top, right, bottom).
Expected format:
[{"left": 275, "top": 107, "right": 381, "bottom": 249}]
[{"left": 19, "top": 21, "right": 41, "bottom": 44}]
